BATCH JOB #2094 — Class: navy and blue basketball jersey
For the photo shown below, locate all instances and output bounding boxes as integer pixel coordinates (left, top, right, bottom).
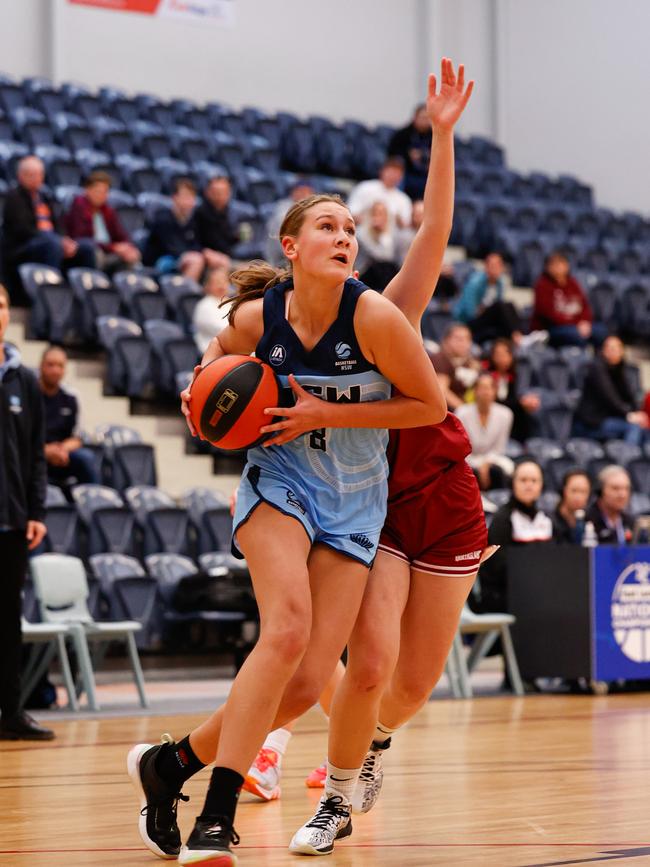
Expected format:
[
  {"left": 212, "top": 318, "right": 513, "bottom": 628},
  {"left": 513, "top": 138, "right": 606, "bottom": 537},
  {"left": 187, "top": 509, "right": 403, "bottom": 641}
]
[{"left": 246, "top": 277, "right": 391, "bottom": 536}]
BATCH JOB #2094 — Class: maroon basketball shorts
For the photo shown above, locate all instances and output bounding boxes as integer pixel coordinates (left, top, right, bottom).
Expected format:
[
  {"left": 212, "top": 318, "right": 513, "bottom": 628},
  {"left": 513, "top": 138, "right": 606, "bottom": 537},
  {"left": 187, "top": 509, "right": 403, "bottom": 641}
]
[{"left": 378, "top": 461, "right": 487, "bottom": 578}]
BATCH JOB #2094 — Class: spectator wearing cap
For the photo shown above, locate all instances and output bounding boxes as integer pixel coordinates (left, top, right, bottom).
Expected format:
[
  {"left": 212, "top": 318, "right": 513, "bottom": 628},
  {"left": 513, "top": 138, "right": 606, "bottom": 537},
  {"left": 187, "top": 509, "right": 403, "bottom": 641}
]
[
  {"left": 194, "top": 176, "right": 239, "bottom": 269},
  {"left": 586, "top": 465, "right": 634, "bottom": 545},
  {"left": 531, "top": 252, "right": 607, "bottom": 348},
  {"left": 1, "top": 156, "right": 95, "bottom": 284},
  {"left": 265, "top": 179, "right": 315, "bottom": 265},
  {"left": 387, "top": 103, "right": 432, "bottom": 200},
  {"left": 64, "top": 171, "right": 140, "bottom": 273},
  {"left": 143, "top": 178, "right": 205, "bottom": 281},
  {"left": 347, "top": 157, "right": 412, "bottom": 229},
  {"left": 38, "top": 345, "right": 99, "bottom": 487}
]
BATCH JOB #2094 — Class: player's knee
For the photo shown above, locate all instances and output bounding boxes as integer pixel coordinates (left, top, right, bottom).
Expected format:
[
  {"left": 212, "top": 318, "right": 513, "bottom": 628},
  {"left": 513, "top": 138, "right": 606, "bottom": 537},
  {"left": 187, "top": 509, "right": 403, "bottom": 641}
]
[
  {"left": 348, "top": 650, "right": 393, "bottom": 694},
  {"left": 284, "top": 675, "right": 322, "bottom": 718},
  {"left": 391, "top": 672, "right": 435, "bottom": 709},
  {"left": 261, "top": 617, "right": 311, "bottom": 666}
]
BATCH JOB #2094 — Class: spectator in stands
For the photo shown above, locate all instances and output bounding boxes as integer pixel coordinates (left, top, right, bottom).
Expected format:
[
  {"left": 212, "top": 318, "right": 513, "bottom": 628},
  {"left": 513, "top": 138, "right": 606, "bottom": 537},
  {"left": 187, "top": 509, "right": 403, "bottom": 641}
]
[
  {"left": 586, "top": 465, "right": 634, "bottom": 545},
  {"left": 552, "top": 470, "right": 592, "bottom": 544},
  {"left": 347, "top": 156, "right": 412, "bottom": 228},
  {"left": 1, "top": 155, "right": 95, "bottom": 277},
  {"left": 453, "top": 253, "right": 526, "bottom": 345},
  {"left": 531, "top": 252, "right": 607, "bottom": 348},
  {"left": 573, "top": 335, "right": 648, "bottom": 446},
  {"left": 64, "top": 171, "right": 141, "bottom": 273},
  {"left": 395, "top": 199, "right": 423, "bottom": 263},
  {"left": 38, "top": 346, "right": 99, "bottom": 486},
  {"left": 194, "top": 175, "right": 239, "bottom": 267},
  {"left": 474, "top": 460, "right": 553, "bottom": 614},
  {"left": 456, "top": 373, "right": 514, "bottom": 490},
  {"left": 143, "top": 178, "right": 205, "bottom": 280},
  {"left": 0, "top": 284, "right": 52, "bottom": 741},
  {"left": 387, "top": 103, "right": 431, "bottom": 200},
  {"left": 483, "top": 337, "right": 541, "bottom": 442},
  {"left": 265, "top": 179, "right": 315, "bottom": 265},
  {"left": 430, "top": 323, "right": 480, "bottom": 410},
  {"left": 355, "top": 201, "right": 399, "bottom": 290},
  {"left": 193, "top": 266, "right": 233, "bottom": 354}
]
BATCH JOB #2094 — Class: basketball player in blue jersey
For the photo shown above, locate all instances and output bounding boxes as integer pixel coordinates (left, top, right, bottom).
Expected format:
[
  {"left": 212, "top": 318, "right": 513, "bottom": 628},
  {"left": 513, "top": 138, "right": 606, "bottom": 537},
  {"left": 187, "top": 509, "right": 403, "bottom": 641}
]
[{"left": 127, "top": 176, "right": 447, "bottom": 861}]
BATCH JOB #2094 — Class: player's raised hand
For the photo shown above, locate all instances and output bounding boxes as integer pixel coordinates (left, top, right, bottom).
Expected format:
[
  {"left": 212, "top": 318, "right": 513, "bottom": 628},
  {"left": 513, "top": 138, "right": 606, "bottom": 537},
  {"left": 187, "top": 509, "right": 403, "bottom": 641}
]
[{"left": 426, "top": 57, "right": 474, "bottom": 132}]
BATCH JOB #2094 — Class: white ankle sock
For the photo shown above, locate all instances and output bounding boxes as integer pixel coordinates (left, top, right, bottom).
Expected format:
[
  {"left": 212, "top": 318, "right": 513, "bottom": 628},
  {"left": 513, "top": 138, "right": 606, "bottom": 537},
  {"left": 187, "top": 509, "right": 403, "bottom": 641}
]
[
  {"left": 373, "top": 722, "right": 397, "bottom": 746},
  {"left": 263, "top": 727, "right": 292, "bottom": 760},
  {"left": 325, "top": 762, "right": 361, "bottom": 804}
]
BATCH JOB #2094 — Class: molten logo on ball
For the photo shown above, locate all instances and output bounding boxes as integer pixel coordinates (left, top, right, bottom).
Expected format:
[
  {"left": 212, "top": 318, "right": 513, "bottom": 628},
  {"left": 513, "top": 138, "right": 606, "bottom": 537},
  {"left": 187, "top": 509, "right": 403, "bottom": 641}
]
[
  {"left": 610, "top": 561, "right": 650, "bottom": 663},
  {"left": 209, "top": 388, "right": 238, "bottom": 425}
]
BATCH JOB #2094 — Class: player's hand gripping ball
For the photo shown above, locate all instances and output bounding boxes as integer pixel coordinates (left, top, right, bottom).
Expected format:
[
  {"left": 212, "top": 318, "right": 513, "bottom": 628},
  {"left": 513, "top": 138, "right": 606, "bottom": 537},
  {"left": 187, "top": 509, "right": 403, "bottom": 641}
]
[{"left": 189, "top": 355, "right": 279, "bottom": 450}]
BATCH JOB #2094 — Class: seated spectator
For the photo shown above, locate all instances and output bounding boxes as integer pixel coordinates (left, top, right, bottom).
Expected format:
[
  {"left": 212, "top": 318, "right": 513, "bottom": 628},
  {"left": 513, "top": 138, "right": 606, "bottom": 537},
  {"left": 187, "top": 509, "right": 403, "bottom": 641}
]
[
  {"left": 347, "top": 157, "right": 412, "bottom": 228},
  {"left": 453, "top": 253, "right": 525, "bottom": 345},
  {"left": 1, "top": 155, "right": 95, "bottom": 279},
  {"left": 430, "top": 323, "right": 481, "bottom": 410},
  {"left": 193, "top": 266, "right": 233, "bottom": 354},
  {"left": 265, "top": 179, "right": 315, "bottom": 265},
  {"left": 531, "top": 252, "right": 607, "bottom": 348},
  {"left": 475, "top": 460, "right": 553, "bottom": 614},
  {"left": 64, "top": 170, "right": 141, "bottom": 273},
  {"left": 586, "top": 465, "right": 634, "bottom": 545},
  {"left": 456, "top": 373, "right": 514, "bottom": 490},
  {"left": 355, "top": 201, "right": 399, "bottom": 290},
  {"left": 143, "top": 178, "right": 205, "bottom": 280},
  {"left": 395, "top": 199, "right": 423, "bottom": 263},
  {"left": 552, "top": 470, "right": 592, "bottom": 544},
  {"left": 194, "top": 175, "right": 239, "bottom": 268},
  {"left": 573, "top": 335, "right": 648, "bottom": 446},
  {"left": 483, "top": 337, "right": 541, "bottom": 442},
  {"left": 387, "top": 103, "right": 431, "bottom": 200},
  {"left": 38, "top": 345, "right": 99, "bottom": 486}
]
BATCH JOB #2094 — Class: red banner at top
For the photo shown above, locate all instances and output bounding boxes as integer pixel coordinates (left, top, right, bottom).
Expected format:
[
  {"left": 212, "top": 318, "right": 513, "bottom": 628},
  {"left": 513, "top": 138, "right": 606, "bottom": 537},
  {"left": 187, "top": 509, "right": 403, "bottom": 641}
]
[{"left": 68, "top": 0, "right": 162, "bottom": 13}]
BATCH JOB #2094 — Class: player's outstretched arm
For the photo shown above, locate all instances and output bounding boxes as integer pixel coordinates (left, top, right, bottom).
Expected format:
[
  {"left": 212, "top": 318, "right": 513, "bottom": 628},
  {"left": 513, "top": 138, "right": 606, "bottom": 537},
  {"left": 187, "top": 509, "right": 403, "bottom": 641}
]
[{"left": 383, "top": 58, "right": 473, "bottom": 328}]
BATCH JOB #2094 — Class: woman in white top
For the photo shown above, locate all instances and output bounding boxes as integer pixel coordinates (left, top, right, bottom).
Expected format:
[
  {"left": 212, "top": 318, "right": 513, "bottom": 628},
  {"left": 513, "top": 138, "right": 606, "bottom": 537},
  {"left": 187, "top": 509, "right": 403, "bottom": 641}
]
[{"left": 456, "top": 372, "right": 514, "bottom": 489}]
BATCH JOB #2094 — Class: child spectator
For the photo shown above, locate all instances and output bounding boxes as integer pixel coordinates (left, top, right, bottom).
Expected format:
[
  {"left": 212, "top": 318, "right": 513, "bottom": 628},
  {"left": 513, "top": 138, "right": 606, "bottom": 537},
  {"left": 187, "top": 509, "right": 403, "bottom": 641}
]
[
  {"left": 193, "top": 266, "right": 233, "bottom": 354},
  {"left": 355, "top": 201, "right": 399, "bottom": 290}
]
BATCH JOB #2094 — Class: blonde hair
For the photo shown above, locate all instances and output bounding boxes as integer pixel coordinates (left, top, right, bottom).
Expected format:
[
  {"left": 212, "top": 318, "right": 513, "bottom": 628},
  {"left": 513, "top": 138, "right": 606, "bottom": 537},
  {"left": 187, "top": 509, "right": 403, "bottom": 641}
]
[{"left": 226, "top": 194, "right": 349, "bottom": 323}]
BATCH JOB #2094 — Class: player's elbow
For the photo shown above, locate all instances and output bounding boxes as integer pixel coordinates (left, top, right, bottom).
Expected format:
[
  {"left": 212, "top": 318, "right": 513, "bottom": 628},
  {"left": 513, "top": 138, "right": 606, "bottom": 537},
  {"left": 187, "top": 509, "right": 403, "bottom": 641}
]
[{"left": 422, "top": 397, "right": 447, "bottom": 426}]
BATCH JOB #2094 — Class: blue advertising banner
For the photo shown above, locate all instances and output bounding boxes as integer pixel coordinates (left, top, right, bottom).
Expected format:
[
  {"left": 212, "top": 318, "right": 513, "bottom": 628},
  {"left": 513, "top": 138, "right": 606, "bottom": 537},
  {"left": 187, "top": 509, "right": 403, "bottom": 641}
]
[{"left": 592, "top": 546, "right": 650, "bottom": 681}]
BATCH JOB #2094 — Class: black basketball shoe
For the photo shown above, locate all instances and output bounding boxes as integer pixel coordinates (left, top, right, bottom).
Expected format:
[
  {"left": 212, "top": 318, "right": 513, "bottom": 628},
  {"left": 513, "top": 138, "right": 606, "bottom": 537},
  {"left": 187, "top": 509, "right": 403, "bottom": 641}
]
[
  {"left": 127, "top": 735, "right": 189, "bottom": 859},
  {"left": 179, "top": 815, "right": 240, "bottom": 866}
]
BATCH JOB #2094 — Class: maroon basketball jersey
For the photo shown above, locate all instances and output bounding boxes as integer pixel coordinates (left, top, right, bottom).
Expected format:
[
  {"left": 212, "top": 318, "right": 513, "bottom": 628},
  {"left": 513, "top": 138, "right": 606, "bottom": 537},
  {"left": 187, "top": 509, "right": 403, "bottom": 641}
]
[{"left": 387, "top": 412, "right": 471, "bottom": 501}]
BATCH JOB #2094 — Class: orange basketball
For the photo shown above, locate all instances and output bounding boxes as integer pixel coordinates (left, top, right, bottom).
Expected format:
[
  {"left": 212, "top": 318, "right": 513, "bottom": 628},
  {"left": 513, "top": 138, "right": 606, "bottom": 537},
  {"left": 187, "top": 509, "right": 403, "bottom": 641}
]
[{"left": 189, "top": 355, "right": 280, "bottom": 451}]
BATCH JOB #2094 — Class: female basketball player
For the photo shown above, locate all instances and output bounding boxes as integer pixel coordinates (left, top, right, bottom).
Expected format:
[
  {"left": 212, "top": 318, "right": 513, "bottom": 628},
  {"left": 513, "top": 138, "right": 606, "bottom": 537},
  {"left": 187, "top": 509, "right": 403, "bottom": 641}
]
[
  {"left": 127, "top": 58, "right": 471, "bottom": 866},
  {"left": 289, "top": 58, "right": 488, "bottom": 855}
]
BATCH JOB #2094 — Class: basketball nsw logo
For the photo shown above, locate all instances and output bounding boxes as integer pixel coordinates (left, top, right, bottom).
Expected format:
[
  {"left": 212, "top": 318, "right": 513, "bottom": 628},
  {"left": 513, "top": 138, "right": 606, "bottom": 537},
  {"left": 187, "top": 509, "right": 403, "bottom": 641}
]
[
  {"left": 335, "top": 342, "right": 351, "bottom": 359},
  {"left": 610, "top": 561, "right": 650, "bottom": 663}
]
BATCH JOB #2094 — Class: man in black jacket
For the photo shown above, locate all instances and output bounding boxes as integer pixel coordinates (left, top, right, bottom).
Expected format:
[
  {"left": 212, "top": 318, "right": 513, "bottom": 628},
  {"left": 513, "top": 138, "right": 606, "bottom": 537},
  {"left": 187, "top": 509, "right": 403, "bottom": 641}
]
[
  {"left": 573, "top": 336, "right": 648, "bottom": 446},
  {"left": 194, "top": 175, "right": 238, "bottom": 267},
  {"left": 143, "top": 177, "right": 206, "bottom": 280},
  {"left": 387, "top": 104, "right": 432, "bottom": 200},
  {"left": 2, "top": 156, "right": 95, "bottom": 275},
  {"left": 0, "top": 284, "right": 52, "bottom": 740}
]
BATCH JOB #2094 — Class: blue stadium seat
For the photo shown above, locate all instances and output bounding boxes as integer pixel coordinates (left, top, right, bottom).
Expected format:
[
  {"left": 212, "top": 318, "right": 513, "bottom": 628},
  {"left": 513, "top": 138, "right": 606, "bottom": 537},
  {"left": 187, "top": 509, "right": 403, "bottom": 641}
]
[
  {"left": 196, "top": 506, "right": 233, "bottom": 555},
  {"left": 71, "top": 483, "right": 124, "bottom": 523},
  {"left": 544, "top": 456, "right": 580, "bottom": 492},
  {"left": 0, "top": 83, "right": 26, "bottom": 113},
  {"left": 96, "top": 315, "right": 153, "bottom": 397},
  {"left": 113, "top": 270, "right": 159, "bottom": 306},
  {"left": 130, "top": 289, "right": 168, "bottom": 326},
  {"left": 525, "top": 437, "right": 565, "bottom": 464},
  {"left": 628, "top": 459, "right": 650, "bottom": 494},
  {"left": 68, "top": 267, "right": 115, "bottom": 340},
  {"left": 564, "top": 439, "right": 605, "bottom": 467},
  {"left": 604, "top": 441, "right": 642, "bottom": 466},
  {"left": 109, "top": 443, "right": 157, "bottom": 492},
  {"left": 41, "top": 504, "right": 80, "bottom": 556},
  {"left": 143, "top": 506, "right": 191, "bottom": 557}
]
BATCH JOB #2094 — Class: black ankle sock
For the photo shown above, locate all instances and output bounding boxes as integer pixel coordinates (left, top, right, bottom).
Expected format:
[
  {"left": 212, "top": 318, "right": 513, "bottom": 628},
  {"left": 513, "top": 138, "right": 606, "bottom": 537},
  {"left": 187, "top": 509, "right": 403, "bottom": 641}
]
[
  {"left": 200, "top": 767, "right": 244, "bottom": 822},
  {"left": 155, "top": 735, "right": 206, "bottom": 789}
]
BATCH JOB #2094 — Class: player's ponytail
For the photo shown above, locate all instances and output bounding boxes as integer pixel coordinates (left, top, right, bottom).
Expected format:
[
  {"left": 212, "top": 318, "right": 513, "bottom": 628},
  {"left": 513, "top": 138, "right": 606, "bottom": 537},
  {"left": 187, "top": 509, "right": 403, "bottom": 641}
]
[
  {"left": 226, "top": 261, "right": 291, "bottom": 323},
  {"left": 226, "top": 193, "right": 350, "bottom": 324}
]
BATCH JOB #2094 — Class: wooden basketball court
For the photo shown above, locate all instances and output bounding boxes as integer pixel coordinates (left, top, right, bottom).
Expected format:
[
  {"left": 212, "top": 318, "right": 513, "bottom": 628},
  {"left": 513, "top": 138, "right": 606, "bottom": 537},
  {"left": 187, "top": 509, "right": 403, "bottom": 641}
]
[{"left": 1, "top": 695, "right": 649, "bottom": 866}]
